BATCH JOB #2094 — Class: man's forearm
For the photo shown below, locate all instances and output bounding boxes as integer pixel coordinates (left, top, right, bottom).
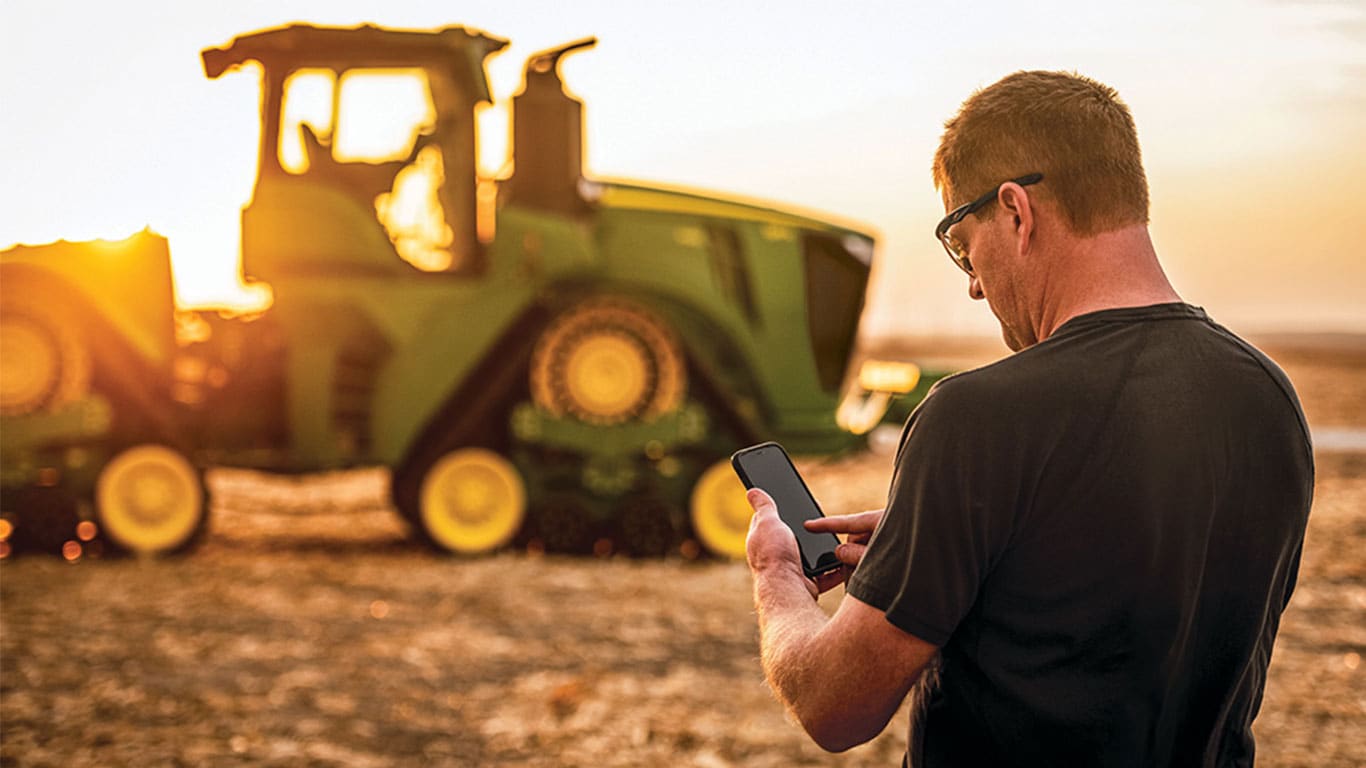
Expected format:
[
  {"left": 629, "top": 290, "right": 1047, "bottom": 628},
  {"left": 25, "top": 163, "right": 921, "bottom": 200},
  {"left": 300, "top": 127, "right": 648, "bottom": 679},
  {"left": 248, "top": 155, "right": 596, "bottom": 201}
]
[
  {"left": 745, "top": 490, "right": 924, "bottom": 752},
  {"left": 753, "top": 566, "right": 831, "bottom": 724}
]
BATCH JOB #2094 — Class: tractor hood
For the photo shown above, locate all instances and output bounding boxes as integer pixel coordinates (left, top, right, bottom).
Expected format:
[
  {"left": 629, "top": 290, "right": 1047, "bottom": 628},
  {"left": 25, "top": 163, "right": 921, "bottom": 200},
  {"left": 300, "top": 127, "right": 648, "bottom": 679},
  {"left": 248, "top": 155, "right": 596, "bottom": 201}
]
[
  {"left": 587, "top": 179, "right": 877, "bottom": 402},
  {"left": 588, "top": 179, "right": 877, "bottom": 252}
]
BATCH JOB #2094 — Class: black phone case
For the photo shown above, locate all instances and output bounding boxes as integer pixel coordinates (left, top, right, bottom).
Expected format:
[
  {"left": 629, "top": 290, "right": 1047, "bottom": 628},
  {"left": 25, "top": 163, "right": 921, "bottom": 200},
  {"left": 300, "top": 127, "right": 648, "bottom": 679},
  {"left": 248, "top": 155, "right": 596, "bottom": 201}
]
[{"left": 731, "top": 441, "right": 842, "bottom": 578}]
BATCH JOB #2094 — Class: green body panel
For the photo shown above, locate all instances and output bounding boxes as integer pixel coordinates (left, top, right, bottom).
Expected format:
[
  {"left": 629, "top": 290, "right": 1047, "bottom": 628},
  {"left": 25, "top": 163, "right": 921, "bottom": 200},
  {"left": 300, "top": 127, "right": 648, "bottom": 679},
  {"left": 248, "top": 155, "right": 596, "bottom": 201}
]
[
  {"left": 365, "top": 273, "right": 537, "bottom": 465},
  {"left": 0, "top": 397, "right": 113, "bottom": 486},
  {"left": 244, "top": 178, "right": 402, "bottom": 278},
  {"left": 250, "top": 276, "right": 535, "bottom": 466},
  {"left": 242, "top": 204, "right": 596, "bottom": 468},
  {"left": 0, "top": 397, "right": 113, "bottom": 450},
  {"left": 510, "top": 402, "right": 709, "bottom": 456},
  {"left": 593, "top": 211, "right": 834, "bottom": 431}
]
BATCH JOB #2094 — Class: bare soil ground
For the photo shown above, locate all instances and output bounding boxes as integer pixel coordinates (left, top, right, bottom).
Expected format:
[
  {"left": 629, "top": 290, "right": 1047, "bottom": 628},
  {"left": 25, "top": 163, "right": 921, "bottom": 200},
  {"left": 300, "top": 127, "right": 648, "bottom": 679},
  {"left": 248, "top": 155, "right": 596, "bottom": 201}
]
[{"left": 2, "top": 336, "right": 1363, "bottom": 766}]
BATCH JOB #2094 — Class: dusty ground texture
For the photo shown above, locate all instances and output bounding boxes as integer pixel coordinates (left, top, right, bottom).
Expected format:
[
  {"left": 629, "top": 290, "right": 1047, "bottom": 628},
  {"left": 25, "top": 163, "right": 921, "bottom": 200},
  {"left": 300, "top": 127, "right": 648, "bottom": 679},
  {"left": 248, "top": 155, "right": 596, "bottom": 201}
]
[{"left": 1, "top": 336, "right": 1363, "bottom": 766}]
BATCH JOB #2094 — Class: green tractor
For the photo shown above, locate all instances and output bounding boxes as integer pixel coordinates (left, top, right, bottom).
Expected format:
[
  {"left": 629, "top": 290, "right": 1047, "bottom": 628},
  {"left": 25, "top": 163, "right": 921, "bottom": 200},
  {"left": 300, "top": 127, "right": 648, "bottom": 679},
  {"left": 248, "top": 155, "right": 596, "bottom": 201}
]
[{"left": 0, "top": 23, "right": 926, "bottom": 559}]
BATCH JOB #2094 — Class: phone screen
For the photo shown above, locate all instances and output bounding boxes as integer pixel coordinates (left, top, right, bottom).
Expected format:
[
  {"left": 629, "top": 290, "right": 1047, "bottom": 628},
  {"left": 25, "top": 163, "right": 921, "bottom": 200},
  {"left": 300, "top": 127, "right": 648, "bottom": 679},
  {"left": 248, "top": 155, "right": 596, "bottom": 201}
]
[{"left": 731, "top": 442, "right": 841, "bottom": 576}]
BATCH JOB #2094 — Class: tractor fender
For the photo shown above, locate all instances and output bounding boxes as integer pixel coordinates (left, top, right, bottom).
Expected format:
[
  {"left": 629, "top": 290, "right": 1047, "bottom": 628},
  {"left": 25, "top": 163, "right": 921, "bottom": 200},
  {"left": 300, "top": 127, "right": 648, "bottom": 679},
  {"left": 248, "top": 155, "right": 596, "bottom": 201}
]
[{"left": 626, "top": 290, "right": 769, "bottom": 447}]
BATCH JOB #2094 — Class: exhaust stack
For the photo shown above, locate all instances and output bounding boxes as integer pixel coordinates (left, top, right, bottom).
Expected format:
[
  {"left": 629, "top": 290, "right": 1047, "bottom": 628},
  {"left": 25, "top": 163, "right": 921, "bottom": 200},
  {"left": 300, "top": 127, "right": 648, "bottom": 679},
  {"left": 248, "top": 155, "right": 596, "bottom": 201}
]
[{"left": 508, "top": 37, "right": 597, "bottom": 214}]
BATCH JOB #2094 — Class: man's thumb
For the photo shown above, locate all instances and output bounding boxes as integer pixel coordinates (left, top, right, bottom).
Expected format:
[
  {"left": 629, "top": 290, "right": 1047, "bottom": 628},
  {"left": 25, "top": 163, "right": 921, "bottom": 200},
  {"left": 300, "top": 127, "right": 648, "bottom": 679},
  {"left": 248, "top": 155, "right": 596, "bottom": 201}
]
[
  {"left": 746, "top": 488, "right": 775, "bottom": 514},
  {"left": 836, "top": 542, "right": 866, "bottom": 565}
]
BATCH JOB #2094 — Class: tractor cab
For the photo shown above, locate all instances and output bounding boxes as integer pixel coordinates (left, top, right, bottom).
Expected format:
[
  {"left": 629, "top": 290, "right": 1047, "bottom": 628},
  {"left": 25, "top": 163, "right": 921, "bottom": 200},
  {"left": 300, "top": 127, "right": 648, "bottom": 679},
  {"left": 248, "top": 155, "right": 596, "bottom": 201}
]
[{"left": 203, "top": 24, "right": 511, "bottom": 279}]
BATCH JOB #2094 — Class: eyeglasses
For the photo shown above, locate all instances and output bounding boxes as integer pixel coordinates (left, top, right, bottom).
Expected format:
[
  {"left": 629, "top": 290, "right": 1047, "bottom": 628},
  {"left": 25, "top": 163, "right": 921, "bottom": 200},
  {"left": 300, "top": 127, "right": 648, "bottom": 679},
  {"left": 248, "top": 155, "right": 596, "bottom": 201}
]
[{"left": 934, "top": 172, "right": 1043, "bottom": 276}]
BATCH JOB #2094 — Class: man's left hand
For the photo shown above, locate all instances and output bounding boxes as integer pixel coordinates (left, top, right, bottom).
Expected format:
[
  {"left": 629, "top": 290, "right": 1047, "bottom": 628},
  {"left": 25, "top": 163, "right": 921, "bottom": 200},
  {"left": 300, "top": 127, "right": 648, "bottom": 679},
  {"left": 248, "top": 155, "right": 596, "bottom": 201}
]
[{"left": 745, "top": 489, "right": 846, "bottom": 598}]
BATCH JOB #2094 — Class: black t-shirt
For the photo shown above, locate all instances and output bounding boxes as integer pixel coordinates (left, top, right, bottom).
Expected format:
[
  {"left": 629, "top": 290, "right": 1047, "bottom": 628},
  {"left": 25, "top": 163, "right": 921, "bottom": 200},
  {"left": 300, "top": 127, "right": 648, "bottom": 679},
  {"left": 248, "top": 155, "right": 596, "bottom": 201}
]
[{"left": 846, "top": 303, "right": 1314, "bottom": 767}]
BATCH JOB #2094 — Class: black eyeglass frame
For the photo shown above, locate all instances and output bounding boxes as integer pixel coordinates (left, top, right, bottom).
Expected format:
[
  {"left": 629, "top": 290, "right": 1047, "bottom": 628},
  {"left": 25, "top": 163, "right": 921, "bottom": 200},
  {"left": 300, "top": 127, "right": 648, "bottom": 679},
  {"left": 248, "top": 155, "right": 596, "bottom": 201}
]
[{"left": 934, "top": 172, "right": 1044, "bottom": 275}]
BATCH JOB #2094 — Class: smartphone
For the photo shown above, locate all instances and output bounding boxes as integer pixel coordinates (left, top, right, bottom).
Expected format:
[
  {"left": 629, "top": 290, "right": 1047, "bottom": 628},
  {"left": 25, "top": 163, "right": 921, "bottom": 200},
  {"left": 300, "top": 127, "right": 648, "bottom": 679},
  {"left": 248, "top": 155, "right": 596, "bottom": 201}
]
[{"left": 731, "top": 441, "right": 842, "bottom": 578}]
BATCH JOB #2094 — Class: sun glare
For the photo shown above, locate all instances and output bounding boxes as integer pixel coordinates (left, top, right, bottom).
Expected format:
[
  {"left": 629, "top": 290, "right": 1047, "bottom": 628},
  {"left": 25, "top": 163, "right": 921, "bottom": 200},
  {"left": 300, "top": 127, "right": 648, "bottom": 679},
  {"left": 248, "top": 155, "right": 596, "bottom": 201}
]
[{"left": 162, "top": 209, "right": 273, "bottom": 313}]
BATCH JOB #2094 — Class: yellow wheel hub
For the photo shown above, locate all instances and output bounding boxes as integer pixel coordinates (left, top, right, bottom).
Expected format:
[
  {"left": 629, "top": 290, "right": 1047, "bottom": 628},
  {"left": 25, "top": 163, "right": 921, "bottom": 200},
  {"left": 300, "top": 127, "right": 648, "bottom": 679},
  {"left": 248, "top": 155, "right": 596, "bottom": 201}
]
[
  {"left": 0, "top": 318, "right": 59, "bottom": 414},
  {"left": 419, "top": 448, "right": 526, "bottom": 554},
  {"left": 530, "top": 298, "right": 686, "bottom": 425},
  {"left": 563, "top": 332, "right": 650, "bottom": 420},
  {"left": 96, "top": 445, "right": 204, "bottom": 554},
  {"left": 689, "top": 459, "right": 754, "bottom": 559}
]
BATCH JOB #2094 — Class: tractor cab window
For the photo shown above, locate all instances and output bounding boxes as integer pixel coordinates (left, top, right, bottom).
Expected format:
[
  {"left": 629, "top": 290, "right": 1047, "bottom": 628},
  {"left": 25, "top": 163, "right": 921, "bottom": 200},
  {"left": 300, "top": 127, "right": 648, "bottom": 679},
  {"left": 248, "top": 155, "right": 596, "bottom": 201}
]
[
  {"left": 334, "top": 70, "right": 435, "bottom": 163},
  {"left": 279, "top": 68, "right": 437, "bottom": 171},
  {"left": 279, "top": 69, "right": 335, "bottom": 174},
  {"left": 277, "top": 68, "right": 458, "bottom": 272}
]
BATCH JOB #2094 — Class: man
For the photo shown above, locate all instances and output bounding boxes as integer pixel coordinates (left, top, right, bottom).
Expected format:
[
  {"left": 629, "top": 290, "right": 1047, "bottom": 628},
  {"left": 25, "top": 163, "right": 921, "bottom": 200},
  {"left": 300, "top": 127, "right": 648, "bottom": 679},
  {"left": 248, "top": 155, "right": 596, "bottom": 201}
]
[{"left": 744, "top": 70, "right": 1314, "bottom": 766}]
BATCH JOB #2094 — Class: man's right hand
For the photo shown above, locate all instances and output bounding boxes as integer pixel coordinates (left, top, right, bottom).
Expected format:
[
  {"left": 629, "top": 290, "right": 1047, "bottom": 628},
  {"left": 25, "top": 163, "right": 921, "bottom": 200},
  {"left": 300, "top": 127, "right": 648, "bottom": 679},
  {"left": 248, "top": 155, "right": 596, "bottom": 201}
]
[{"left": 804, "top": 508, "right": 883, "bottom": 570}]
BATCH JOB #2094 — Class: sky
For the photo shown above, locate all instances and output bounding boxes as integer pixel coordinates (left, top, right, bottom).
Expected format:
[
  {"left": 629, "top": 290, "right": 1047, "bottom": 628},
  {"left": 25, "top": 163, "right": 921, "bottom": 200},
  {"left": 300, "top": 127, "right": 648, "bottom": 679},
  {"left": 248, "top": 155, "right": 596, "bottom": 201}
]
[{"left": 2, "top": 0, "right": 1364, "bottom": 338}]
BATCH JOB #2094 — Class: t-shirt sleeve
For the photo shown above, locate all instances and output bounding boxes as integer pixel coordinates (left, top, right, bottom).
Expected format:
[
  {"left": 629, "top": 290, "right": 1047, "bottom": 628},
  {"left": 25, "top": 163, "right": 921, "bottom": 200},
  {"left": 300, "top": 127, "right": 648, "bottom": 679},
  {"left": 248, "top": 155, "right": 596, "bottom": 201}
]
[{"left": 846, "top": 377, "right": 1018, "bottom": 646}]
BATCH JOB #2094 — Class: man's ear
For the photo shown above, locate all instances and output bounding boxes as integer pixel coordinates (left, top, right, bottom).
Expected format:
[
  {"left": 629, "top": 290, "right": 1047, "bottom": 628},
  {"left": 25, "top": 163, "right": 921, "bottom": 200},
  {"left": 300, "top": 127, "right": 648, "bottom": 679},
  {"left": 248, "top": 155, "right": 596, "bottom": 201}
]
[{"left": 997, "top": 182, "right": 1035, "bottom": 255}]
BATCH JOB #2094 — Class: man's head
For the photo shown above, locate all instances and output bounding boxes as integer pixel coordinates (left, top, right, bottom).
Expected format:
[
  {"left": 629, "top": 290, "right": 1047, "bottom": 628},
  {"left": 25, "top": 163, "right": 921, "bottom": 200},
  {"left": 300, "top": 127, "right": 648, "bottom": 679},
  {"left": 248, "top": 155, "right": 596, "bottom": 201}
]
[
  {"left": 932, "top": 71, "right": 1157, "bottom": 350},
  {"left": 933, "top": 70, "right": 1149, "bottom": 234}
]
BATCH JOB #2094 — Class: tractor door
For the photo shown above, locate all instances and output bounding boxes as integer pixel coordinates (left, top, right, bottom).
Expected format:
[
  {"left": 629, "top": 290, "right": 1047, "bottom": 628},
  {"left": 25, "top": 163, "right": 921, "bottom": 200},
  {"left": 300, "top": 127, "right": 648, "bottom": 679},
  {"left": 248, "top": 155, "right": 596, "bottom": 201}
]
[{"left": 274, "top": 66, "right": 474, "bottom": 273}]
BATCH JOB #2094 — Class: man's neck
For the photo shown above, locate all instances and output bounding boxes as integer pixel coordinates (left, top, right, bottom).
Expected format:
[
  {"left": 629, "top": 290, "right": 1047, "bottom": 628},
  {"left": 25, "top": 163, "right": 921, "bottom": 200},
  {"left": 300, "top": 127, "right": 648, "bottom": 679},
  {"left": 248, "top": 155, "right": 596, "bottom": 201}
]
[{"left": 1034, "top": 224, "right": 1181, "bottom": 342}]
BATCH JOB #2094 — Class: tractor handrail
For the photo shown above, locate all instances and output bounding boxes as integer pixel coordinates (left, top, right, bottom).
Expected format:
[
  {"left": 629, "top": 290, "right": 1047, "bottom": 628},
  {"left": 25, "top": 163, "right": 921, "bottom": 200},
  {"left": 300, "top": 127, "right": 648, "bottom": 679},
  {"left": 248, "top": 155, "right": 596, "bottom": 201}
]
[{"left": 525, "top": 37, "right": 597, "bottom": 76}]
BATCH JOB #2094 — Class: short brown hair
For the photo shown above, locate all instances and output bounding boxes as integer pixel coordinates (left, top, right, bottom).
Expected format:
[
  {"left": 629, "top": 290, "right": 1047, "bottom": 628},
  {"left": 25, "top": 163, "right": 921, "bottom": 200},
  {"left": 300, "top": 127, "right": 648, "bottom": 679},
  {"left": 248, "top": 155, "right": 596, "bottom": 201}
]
[{"left": 932, "top": 70, "right": 1149, "bottom": 236}]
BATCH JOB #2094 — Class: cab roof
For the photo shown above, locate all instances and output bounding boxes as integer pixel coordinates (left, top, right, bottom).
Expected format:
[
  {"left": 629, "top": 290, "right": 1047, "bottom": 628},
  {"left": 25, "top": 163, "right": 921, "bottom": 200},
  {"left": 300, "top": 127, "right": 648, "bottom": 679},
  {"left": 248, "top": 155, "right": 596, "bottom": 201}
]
[{"left": 202, "top": 23, "right": 508, "bottom": 104}]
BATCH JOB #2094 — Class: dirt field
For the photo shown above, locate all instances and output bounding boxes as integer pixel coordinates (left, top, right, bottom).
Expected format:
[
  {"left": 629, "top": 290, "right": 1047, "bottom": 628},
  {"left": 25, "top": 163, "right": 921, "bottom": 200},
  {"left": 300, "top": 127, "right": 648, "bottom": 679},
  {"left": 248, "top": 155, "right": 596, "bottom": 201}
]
[{"left": 2, "top": 336, "right": 1363, "bottom": 766}]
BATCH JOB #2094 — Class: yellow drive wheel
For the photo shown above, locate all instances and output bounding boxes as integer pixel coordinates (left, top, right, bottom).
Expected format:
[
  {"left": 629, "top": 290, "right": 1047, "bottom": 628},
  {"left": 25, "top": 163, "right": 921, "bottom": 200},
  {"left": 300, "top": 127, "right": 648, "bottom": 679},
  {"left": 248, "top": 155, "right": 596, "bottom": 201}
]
[
  {"left": 0, "top": 299, "right": 91, "bottom": 417},
  {"left": 530, "top": 298, "right": 686, "bottom": 425},
  {"left": 419, "top": 448, "right": 526, "bottom": 554},
  {"left": 95, "top": 444, "right": 205, "bottom": 555},
  {"left": 689, "top": 459, "right": 755, "bottom": 559}
]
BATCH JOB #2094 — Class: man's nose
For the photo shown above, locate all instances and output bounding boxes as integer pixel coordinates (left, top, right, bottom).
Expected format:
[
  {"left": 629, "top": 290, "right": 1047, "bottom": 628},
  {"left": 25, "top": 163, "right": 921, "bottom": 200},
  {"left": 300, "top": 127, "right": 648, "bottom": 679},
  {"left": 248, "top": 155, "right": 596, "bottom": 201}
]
[{"left": 968, "top": 276, "right": 985, "bottom": 301}]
